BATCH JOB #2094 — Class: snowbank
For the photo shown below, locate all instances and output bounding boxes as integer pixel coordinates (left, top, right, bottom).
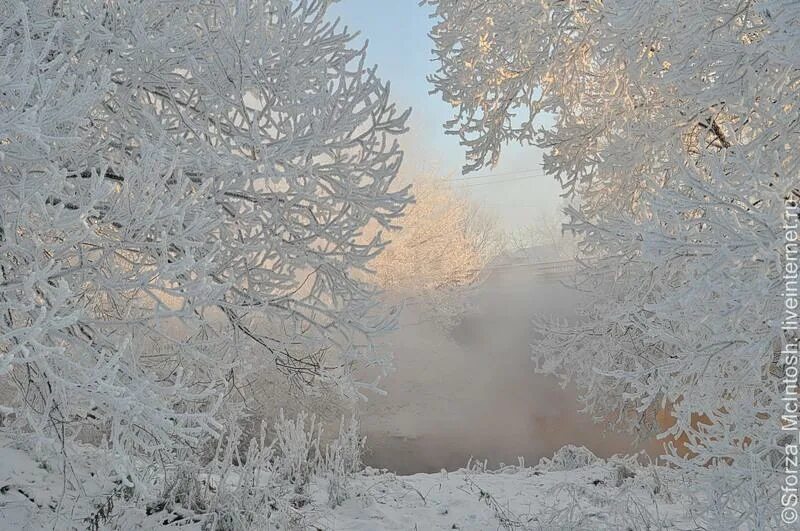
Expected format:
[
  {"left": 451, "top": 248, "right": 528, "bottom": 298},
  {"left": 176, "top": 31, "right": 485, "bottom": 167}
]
[{"left": 1, "top": 442, "right": 694, "bottom": 530}]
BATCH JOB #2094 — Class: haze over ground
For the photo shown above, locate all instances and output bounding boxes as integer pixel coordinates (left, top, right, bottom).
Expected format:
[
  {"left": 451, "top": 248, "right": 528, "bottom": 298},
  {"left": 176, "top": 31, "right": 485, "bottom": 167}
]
[{"left": 357, "top": 255, "right": 659, "bottom": 474}]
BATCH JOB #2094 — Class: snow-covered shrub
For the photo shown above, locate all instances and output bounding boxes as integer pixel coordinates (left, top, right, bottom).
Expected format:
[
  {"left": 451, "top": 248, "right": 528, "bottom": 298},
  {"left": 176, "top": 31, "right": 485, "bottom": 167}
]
[
  {"left": 139, "top": 410, "right": 366, "bottom": 529},
  {"left": 427, "top": 0, "right": 797, "bottom": 526},
  {"left": 325, "top": 415, "right": 365, "bottom": 476},
  {"left": 0, "top": 0, "right": 409, "bottom": 523},
  {"left": 272, "top": 410, "right": 322, "bottom": 496},
  {"left": 150, "top": 424, "right": 275, "bottom": 530},
  {"left": 536, "top": 446, "right": 598, "bottom": 473},
  {"left": 324, "top": 415, "right": 366, "bottom": 507}
]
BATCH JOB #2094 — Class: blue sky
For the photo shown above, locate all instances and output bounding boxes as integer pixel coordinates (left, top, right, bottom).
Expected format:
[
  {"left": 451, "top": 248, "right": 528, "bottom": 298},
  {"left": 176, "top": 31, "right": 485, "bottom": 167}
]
[{"left": 327, "top": 0, "right": 562, "bottom": 231}]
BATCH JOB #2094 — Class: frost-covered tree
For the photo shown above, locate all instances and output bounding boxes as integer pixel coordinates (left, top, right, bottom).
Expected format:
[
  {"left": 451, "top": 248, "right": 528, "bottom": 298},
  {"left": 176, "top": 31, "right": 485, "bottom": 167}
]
[
  {"left": 427, "top": 0, "right": 799, "bottom": 526},
  {"left": 371, "top": 177, "right": 499, "bottom": 290},
  {"left": 367, "top": 176, "right": 501, "bottom": 326},
  {"left": 507, "top": 210, "right": 576, "bottom": 260},
  {"left": 0, "top": 0, "right": 409, "bottom": 514}
]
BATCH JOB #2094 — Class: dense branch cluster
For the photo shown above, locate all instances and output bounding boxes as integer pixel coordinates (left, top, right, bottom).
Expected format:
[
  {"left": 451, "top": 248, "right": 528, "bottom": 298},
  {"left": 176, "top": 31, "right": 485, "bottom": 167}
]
[
  {"left": 427, "top": 0, "right": 799, "bottom": 526},
  {"left": 0, "top": 0, "right": 409, "bottom": 512},
  {"left": 368, "top": 177, "right": 501, "bottom": 325}
]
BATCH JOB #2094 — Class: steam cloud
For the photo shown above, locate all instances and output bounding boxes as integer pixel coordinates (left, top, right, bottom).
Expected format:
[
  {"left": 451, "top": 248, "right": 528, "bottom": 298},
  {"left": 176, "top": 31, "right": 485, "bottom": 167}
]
[{"left": 357, "top": 267, "right": 659, "bottom": 473}]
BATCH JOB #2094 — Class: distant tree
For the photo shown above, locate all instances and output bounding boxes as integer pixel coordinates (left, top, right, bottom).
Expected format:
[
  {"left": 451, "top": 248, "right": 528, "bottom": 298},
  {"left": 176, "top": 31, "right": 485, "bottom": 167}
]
[
  {"left": 427, "top": 0, "right": 798, "bottom": 526},
  {"left": 368, "top": 176, "right": 502, "bottom": 324},
  {"left": 507, "top": 210, "right": 576, "bottom": 260},
  {"left": 0, "top": 0, "right": 409, "bottom": 513}
]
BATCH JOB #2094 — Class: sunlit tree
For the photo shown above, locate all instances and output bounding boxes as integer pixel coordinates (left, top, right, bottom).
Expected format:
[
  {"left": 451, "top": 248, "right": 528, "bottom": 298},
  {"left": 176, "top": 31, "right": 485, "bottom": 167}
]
[
  {"left": 427, "top": 0, "right": 799, "bottom": 526},
  {"left": 368, "top": 176, "right": 502, "bottom": 325}
]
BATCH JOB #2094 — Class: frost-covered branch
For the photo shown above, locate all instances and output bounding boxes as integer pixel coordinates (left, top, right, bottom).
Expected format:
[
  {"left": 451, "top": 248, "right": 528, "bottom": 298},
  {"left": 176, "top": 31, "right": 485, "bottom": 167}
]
[
  {"left": 0, "top": 0, "right": 410, "bottom": 510},
  {"left": 428, "top": 0, "right": 799, "bottom": 526}
]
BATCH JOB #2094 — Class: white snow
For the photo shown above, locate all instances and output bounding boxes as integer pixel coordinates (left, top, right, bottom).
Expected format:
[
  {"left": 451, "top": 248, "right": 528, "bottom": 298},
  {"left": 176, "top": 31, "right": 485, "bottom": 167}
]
[
  {"left": 0, "top": 441, "right": 693, "bottom": 530},
  {"left": 306, "top": 453, "right": 689, "bottom": 530}
]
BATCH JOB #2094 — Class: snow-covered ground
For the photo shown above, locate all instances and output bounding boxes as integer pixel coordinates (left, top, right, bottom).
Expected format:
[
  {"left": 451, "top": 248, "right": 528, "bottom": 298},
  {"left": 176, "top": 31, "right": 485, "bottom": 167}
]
[
  {"left": 308, "top": 450, "right": 689, "bottom": 530},
  {"left": 1, "top": 442, "right": 692, "bottom": 530}
]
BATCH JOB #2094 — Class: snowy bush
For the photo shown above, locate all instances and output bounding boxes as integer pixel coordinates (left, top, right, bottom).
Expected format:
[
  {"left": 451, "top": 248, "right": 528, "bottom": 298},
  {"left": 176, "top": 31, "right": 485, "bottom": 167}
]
[
  {"left": 323, "top": 414, "right": 365, "bottom": 507},
  {"left": 272, "top": 410, "right": 321, "bottom": 497},
  {"left": 148, "top": 425, "right": 275, "bottom": 530},
  {"left": 0, "top": 0, "right": 409, "bottom": 523},
  {"left": 121, "top": 410, "right": 364, "bottom": 529},
  {"left": 427, "top": 0, "right": 797, "bottom": 527},
  {"left": 535, "top": 446, "right": 598, "bottom": 473}
]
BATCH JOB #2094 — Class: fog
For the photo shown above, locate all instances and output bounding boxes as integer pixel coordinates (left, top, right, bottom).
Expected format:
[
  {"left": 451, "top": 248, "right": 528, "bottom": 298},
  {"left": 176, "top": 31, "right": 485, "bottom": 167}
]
[{"left": 356, "top": 262, "right": 660, "bottom": 474}]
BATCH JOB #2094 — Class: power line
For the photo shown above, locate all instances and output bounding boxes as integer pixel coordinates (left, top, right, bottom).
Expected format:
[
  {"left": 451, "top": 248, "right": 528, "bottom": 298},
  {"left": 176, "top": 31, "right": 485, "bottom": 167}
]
[
  {"left": 484, "top": 203, "right": 542, "bottom": 208},
  {"left": 449, "top": 167, "right": 549, "bottom": 181},
  {"left": 455, "top": 174, "right": 546, "bottom": 188}
]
